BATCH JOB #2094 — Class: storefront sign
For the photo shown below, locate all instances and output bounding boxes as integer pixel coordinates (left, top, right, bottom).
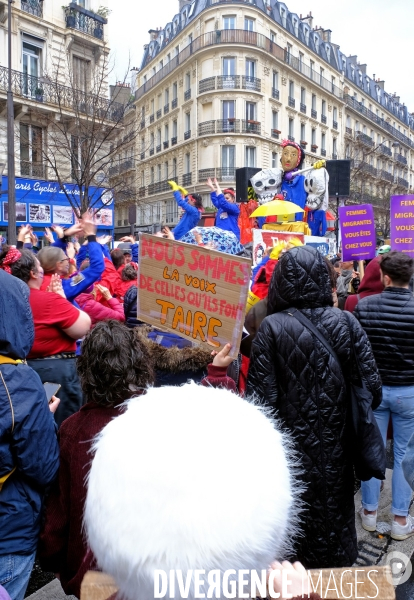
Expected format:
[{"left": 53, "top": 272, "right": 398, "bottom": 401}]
[
  {"left": 339, "top": 204, "right": 376, "bottom": 261},
  {"left": 390, "top": 195, "right": 414, "bottom": 257},
  {"left": 137, "top": 234, "right": 251, "bottom": 358}
]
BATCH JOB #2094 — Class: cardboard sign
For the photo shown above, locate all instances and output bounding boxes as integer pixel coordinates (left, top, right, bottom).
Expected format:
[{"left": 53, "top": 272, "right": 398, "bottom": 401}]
[
  {"left": 390, "top": 195, "right": 414, "bottom": 257},
  {"left": 339, "top": 204, "right": 376, "bottom": 261},
  {"left": 137, "top": 234, "right": 251, "bottom": 358},
  {"left": 252, "top": 229, "right": 305, "bottom": 266}
]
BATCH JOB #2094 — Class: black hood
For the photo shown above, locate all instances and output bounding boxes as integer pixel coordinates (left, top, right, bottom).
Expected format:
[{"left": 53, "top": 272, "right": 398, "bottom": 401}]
[
  {"left": 0, "top": 270, "right": 34, "bottom": 358},
  {"left": 267, "top": 245, "right": 333, "bottom": 314}
]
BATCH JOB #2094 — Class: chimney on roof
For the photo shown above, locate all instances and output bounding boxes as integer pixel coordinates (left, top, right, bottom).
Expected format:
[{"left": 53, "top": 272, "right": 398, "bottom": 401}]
[
  {"left": 179, "top": 0, "right": 191, "bottom": 9},
  {"left": 358, "top": 64, "right": 367, "bottom": 75},
  {"left": 110, "top": 83, "right": 132, "bottom": 106},
  {"left": 376, "top": 80, "right": 385, "bottom": 90},
  {"left": 322, "top": 29, "right": 332, "bottom": 42},
  {"left": 148, "top": 29, "right": 158, "bottom": 41}
]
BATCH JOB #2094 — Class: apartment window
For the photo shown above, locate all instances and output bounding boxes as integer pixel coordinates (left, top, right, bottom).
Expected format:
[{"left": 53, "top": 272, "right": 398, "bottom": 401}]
[
  {"left": 223, "top": 15, "right": 236, "bottom": 29},
  {"left": 245, "top": 59, "right": 256, "bottom": 79},
  {"left": 164, "top": 161, "right": 169, "bottom": 180},
  {"left": 321, "top": 133, "right": 326, "bottom": 150},
  {"left": 164, "top": 124, "right": 169, "bottom": 141},
  {"left": 355, "top": 120, "right": 359, "bottom": 132},
  {"left": 244, "top": 17, "right": 254, "bottom": 31},
  {"left": 312, "top": 93, "right": 316, "bottom": 110},
  {"left": 175, "top": 45, "right": 179, "bottom": 56},
  {"left": 223, "top": 57, "right": 236, "bottom": 76},
  {"left": 272, "top": 110, "right": 279, "bottom": 130},
  {"left": 310, "top": 60, "right": 314, "bottom": 75},
  {"left": 311, "top": 128, "right": 316, "bottom": 146},
  {"left": 150, "top": 132, "right": 154, "bottom": 151},
  {"left": 331, "top": 76, "right": 336, "bottom": 92},
  {"left": 73, "top": 56, "right": 90, "bottom": 92},
  {"left": 172, "top": 119, "right": 177, "bottom": 138},
  {"left": 333, "top": 138, "right": 337, "bottom": 156},
  {"left": 300, "top": 123, "right": 305, "bottom": 143},
  {"left": 222, "top": 146, "right": 235, "bottom": 173},
  {"left": 272, "top": 70, "right": 279, "bottom": 90},
  {"left": 70, "top": 135, "right": 86, "bottom": 180},
  {"left": 151, "top": 99, "right": 155, "bottom": 115},
  {"left": 185, "top": 72, "right": 191, "bottom": 91},
  {"left": 141, "top": 136, "right": 145, "bottom": 152},
  {"left": 300, "top": 87, "right": 306, "bottom": 104},
  {"left": 172, "top": 158, "right": 177, "bottom": 178},
  {"left": 288, "top": 118, "right": 294, "bottom": 140},
  {"left": 185, "top": 152, "right": 191, "bottom": 174},
  {"left": 320, "top": 67, "right": 324, "bottom": 83},
  {"left": 222, "top": 100, "right": 235, "bottom": 120},
  {"left": 333, "top": 107, "right": 338, "bottom": 121},
  {"left": 270, "top": 30, "right": 276, "bottom": 42},
  {"left": 321, "top": 100, "right": 326, "bottom": 116},
  {"left": 188, "top": 34, "right": 193, "bottom": 45},
  {"left": 150, "top": 166, "right": 154, "bottom": 184},
  {"left": 246, "top": 102, "right": 256, "bottom": 121},
  {"left": 172, "top": 82, "right": 178, "bottom": 100},
  {"left": 185, "top": 112, "right": 191, "bottom": 131},
  {"left": 20, "top": 123, "right": 43, "bottom": 177},
  {"left": 245, "top": 146, "right": 256, "bottom": 167},
  {"left": 157, "top": 164, "right": 161, "bottom": 182},
  {"left": 289, "top": 80, "right": 294, "bottom": 97},
  {"left": 157, "top": 94, "right": 162, "bottom": 109},
  {"left": 166, "top": 53, "right": 170, "bottom": 63},
  {"left": 165, "top": 88, "right": 169, "bottom": 104},
  {"left": 286, "top": 42, "right": 292, "bottom": 59},
  {"left": 22, "top": 41, "right": 41, "bottom": 96},
  {"left": 157, "top": 128, "right": 161, "bottom": 145},
  {"left": 299, "top": 52, "right": 304, "bottom": 71},
  {"left": 159, "top": 60, "right": 163, "bottom": 70},
  {"left": 271, "top": 152, "right": 277, "bottom": 168},
  {"left": 166, "top": 199, "right": 179, "bottom": 223}
]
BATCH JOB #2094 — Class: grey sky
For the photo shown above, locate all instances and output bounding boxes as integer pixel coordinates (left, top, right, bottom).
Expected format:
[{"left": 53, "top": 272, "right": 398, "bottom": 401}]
[{"left": 108, "top": 0, "right": 414, "bottom": 112}]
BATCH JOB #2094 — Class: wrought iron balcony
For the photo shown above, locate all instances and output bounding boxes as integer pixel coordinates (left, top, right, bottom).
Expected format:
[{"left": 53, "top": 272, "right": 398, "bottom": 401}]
[
  {"left": 172, "top": 98, "right": 178, "bottom": 109},
  {"left": 198, "top": 167, "right": 237, "bottom": 181},
  {"left": 217, "top": 75, "right": 241, "bottom": 90},
  {"left": 321, "top": 149, "right": 326, "bottom": 156},
  {"left": 217, "top": 119, "right": 240, "bottom": 133},
  {"left": 345, "top": 127, "right": 353, "bottom": 136},
  {"left": 198, "top": 121, "right": 216, "bottom": 136},
  {"left": 332, "top": 153, "right": 338, "bottom": 160},
  {"left": 149, "top": 148, "right": 154, "bottom": 156},
  {"left": 156, "top": 109, "right": 162, "bottom": 119},
  {"left": 156, "top": 144, "right": 161, "bottom": 153},
  {"left": 140, "top": 152, "right": 145, "bottom": 160},
  {"left": 321, "top": 114, "right": 327, "bottom": 124},
  {"left": 379, "top": 169, "right": 394, "bottom": 183},
  {"left": 288, "top": 97, "right": 295, "bottom": 108},
  {"left": 21, "top": 160, "right": 46, "bottom": 179},
  {"left": 300, "top": 103, "right": 306, "bottom": 114},
  {"left": 0, "top": 65, "right": 123, "bottom": 122},
  {"left": 22, "top": 0, "right": 43, "bottom": 18},
  {"left": 184, "top": 89, "right": 191, "bottom": 101},
  {"left": 272, "top": 88, "right": 280, "bottom": 100},
  {"left": 140, "top": 120, "right": 145, "bottom": 130},
  {"left": 271, "top": 130, "right": 280, "bottom": 139},
  {"left": 353, "top": 160, "right": 377, "bottom": 176},
  {"left": 333, "top": 120, "right": 338, "bottom": 129},
  {"left": 242, "top": 121, "right": 261, "bottom": 134},
  {"left": 64, "top": 3, "right": 106, "bottom": 40},
  {"left": 120, "top": 159, "right": 134, "bottom": 173},
  {"left": 171, "top": 136, "right": 177, "bottom": 145},
  {"left": 164, "top": 104, "right": 169, "bottom": 114},
  {"left": 163, "top": 140, "right": 169, "bottom": 149},
  {"left": 199, "top": 168, "right": 216, "bottom": 180},
  {"left": 311, "top": 109, "right": 317, "bottom": 119},
  {"left": 395, "top": 153, "right": 408, "bottom": 165},
  {"left": 242, "top": 76, "right": 261, "bottom": 92},
  {"left": 184, "top": 130, "right": 191, "bottom": 140},
  {"left": 199, "top": 77, "right": 216, "bottom": 93},
  {"left": 182, "top": 173, "right": 192, "bottom": 186},
  {"left": 138, "top": 187, "right": 146, "bottom": 198},
  {"left": 355, "top": 131, "right": 374, "bottom": 147},
  {"left": 150, "top": 114, "right": 155, "bottom": 123},
  {"left": 288, "top": 135, "right": 295, "bottom": 142},
  {"left": 198, "top": 75, "right": 262, "bottom": 93},
  {"left": 396, "top": 176, "right": 409, "bottom": 187},
  {"left": 376, "top": 143, "right": 392, "bottom": 157}
]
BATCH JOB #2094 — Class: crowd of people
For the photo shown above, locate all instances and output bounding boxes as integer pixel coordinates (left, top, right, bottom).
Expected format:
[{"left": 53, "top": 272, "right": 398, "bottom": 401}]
[{"left": 0, "top": 182, "right": 413, "bottom": 600}]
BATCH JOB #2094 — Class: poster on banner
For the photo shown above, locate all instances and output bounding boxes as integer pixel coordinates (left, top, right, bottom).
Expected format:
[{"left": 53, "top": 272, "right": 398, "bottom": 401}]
[
  {"left": 3, "top": 202, "right": 27, "bottom": 222},
  {"left": 390, "top": 195, "right": 414, "bottom": 258},
  {"left": 304, "top": 236, "right": 332, "bottom": 256},
  {"left": 137, "top": 234, "right": 251, "bottom": 358},
  {"left": 94, "top": 208, "right": 113, "bottom": 226},
  {"left": 53, "top": 205, "right": 73, "bottom": 225},
  {"left": 252, "top": 229, "right": 305, "bottom": 266},
  {"left": 29, "top": 204, "right": 50, "bottom": 223},
  {"left": 339, "top": 204, "right": 376, "bottom": 261}
]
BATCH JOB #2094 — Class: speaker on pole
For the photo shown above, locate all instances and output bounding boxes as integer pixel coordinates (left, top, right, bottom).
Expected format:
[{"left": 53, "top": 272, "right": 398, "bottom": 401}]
[
  {"left": 325, "top": 160, "right": 351, "bottom": 197},
  {"left": 235, "top": 167, "right": 261, "bottom": 203}
]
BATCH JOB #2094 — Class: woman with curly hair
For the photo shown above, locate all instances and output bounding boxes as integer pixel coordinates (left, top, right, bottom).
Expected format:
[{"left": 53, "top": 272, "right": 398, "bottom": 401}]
[{"left": 38, "top": 320, "right": 155, "bottom": 598}]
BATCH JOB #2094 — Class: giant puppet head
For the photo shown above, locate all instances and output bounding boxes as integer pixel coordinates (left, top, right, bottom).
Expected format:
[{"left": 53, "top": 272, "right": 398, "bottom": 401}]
[
  {"left": 249, "top": 168, "right": 283, "bottom": 205},
  {"left": 304, "top": 168, "right": 330, "bottom": 211},
  {"left": 280, "top": 140, "right": 305, "bottom": 173}
]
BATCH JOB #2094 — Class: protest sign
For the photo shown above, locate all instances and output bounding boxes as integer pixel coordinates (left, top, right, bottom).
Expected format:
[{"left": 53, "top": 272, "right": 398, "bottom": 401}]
[
  {"left": 137, "top": 234, "right": 251, "bottom": 358},
  {"left": 304, "top": 236, "right": 335, "bottom": 256},
  {"left": 339, "top": 204, "right": 376, "bottom": 261},
  {"left": 252, "top": 229, "right": 305, "bottom": 266},
  {"left": 390, "top": 195, "right": 414, "bottom": 258}
]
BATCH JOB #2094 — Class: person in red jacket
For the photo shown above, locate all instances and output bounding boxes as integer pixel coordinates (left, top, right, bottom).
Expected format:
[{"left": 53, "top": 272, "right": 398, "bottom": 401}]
[
  {"left": 76, "top": 284, "right": 125, "bottom": 327},
  {"left": 344, "top": 257, "right": 384, "bottom": 313}
]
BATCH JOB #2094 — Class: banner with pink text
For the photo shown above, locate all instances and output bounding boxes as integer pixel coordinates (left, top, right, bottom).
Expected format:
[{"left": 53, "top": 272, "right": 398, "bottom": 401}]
[{"left": 339, "top": 204, "right": 376, "bottom": 261}]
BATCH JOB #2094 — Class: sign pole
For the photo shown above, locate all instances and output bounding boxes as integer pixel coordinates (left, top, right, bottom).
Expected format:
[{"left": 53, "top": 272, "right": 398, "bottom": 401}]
[{"left": 6, "top": 0, "right": 16, "bottom": 245}]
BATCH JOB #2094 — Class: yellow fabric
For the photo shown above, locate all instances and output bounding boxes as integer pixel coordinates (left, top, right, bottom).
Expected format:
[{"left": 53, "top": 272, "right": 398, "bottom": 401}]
[
  {"left": 269, "top": 237, "right": 304, "bottom": 260},
  {"left": 250, "top": 199, "right": 304, "bottom": 218},
  {"left": 0, "top": 467, "right": 16, "bottom": 492},
  {"left": 246, "top": 290, "right": 260, "bottom": 314},
  {"left": 263, "top": 222, "right": 311, "bottom": 235},
  {"left": 0, "top": 356, "right": 22, "bottom": 365}
]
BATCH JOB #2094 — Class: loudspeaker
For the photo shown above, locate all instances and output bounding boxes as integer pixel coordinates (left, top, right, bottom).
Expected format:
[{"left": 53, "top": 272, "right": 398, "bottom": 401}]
[
  {"left": 325, "top": 160, "right": 351, "bottom": 197},
  {"left": 235, "top": 167, "right": 261, "bottom": 203},
  {"left": 128, "top": 205, "right": 137, "bottom": 225}
]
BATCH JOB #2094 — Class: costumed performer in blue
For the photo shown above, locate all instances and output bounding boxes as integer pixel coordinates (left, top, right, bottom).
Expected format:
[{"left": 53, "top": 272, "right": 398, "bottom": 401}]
[
  {"left": 168, "top": 180, "right": 203, "bottom": 240},
  {"left": 206, "top": 177, "right": 240, "bottom": 240}
]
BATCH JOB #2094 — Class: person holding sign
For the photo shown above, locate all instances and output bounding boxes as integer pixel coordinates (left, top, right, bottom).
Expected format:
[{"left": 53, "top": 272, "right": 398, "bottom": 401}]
[
  {"left": 206, "top": 178, "right": 240, "bottom": 240},
  {"left": 168, "top": 180, "right": 203, "bottom": 240}
]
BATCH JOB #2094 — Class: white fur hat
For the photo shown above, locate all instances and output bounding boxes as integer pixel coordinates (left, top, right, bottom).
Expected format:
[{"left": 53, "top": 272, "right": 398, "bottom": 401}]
[{"left": 84, "top": 383, "right": 301, "bottom": 600}]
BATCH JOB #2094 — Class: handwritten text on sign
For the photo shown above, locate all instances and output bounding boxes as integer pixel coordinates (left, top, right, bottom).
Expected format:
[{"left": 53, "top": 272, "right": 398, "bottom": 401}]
[
  {"left": 339, "top": 204, "right": 376, "bottom": 261},
  {"left": 137, "top": 234, "right": 251, "bottom": 357},
  {"left": 390, "top": 195, "right": 414, "bottom": 257}
]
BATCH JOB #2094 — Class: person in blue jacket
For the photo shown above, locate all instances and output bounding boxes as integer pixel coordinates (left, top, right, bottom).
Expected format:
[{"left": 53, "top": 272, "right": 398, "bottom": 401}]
[
  {"left": 0, "top": 269, "right": 59, "bottom": 600},
  {"left": 168, "top": 181, "right": 203, "bottom": 240},
  {"left": 206, "top": 177, "right": 240, "bottom": 240}
]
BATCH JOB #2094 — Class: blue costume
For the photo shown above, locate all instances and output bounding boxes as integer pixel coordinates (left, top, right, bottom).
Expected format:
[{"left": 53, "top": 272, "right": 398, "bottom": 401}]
[
  {"left": 210, "top": 192, "right": 240, "bottom": 240},
  {"left": 308, "top": 210, "right": 327, "bottom": 236},
  {"left": 281, "top": 174, "right": 307, "bottom": 221},
  {"left": 172, "top": 191, "right": 201, "bottom": 240}
]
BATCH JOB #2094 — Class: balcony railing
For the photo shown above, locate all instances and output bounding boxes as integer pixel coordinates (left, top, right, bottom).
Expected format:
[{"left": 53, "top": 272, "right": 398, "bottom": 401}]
[
  {"left": 321, "top": 149, "right": 326, "bottom": 156},
  {"left": 376, "top": 143, "right": 392, "bottom": 157},
  {"left": 198, "top": 75, "right": 262, "bottom": 94},
  {"left": 156, "top": 144, "right": 161, "bottom": 153},
  {"left": 395, "top": 153, "right": 408, "bottom": 165},
  {"left": 140, "top": 152, "right": 145, "bottom": 160},
  {"left": 198, "top": 121, "right": 216, "bottom": 136},
  {"left": 149, "top": 148, "right": 154, "bottom": 156},
  {"left": 182, "top": 173, "right": 192, "bottom": 186},
  {"left": 288, "top": 97, "right": 295, "bottom": 108},
  {"left": 137, "top": 30, "right": 284, "bottom": 100},
  {"left": 345, "top": 127, "right": 353, "bottom": 136},
  {"left": 184, "top": 89, "right": 191, "bottom": 101},
  {"left": 21, "top": 0, "right": 43, "bottom": 17},
  {"left": 271, "top": 130, "right": 280, "bottom": 139},
  {"left": 288, "top": 135, "right": 295, "bottom": 142},
  {"left": 199, "top": 168, "right": 216, "bottom": 180},
  {"left": 20, "top": 160, "right": 46, "bottom": 179},
  {"left": 172, "top": 98, "right": 178, "bottom": 109},
  {"left": 120, "top": 159, "right": 134, "bottom": 173},
  {"left": 164, "top": 104, "right": 169, "bottom": 114},
  {"left": 332, "top": 153, "right": 338, "bottom": 160},
  {"left": 242, "top": 120, "right": 261, "bottom": 134},
  {"left": 396, "top": 176, "right": 409, "bottom": 188},
  {"left": 163, "top": 141, "right": 169, "bottom": 149},
  {"left": 138, "top": 187, "right": 146, "bottom": 198},
  {"left": 311, "top": 109, "right": 317, "bottom": 119},
  {"left": 217, "top": 119, "right": 240, "bottom": 133},
  {"left": 284, "top": 52, "right": 342, "bottom": 99},
  {"left": 156, "top": 109, "right": 162, "bottom": 119},
  {"left": 242, "top": 76, "right": 261, "bottom": 92},
  {"left": 184, "top": 130, "right": 191, "bottom": 140},
  {"left": 333, "top": 120, "right": 338, "bottom": 129},
  {"left": 0, "top": 66, "right": 124, "bottom": 122},
  {"left": 199, "top": 77, "right": 216, "bottom": 93},
  {"left": 64, "top": 3, "right": 106, "bottom": 40},
  {"left": 198, "top": 167, "right": 237, "bottom": 181},
  {"left": 321, "top": 114, "right": 327, "bottom": 124},
  {"left": 353, "top": 160, "right": 377, "bottom": 176},
  {"left": 300, "top": 103, "right": 306, "bottom": 114},
  {"left": 150, "top": 114, "right": 154, "bottom": 123},
  {"left": 355, "top": 131, "right": 374, "bottom": 147},
  {"left": 171, "top": 136, "right": 177, "bottom": 145},
  {"left": 272, "top": 88, "right": 280, "bottom": 100},
  {"left": 379, "top": 169, "right": 394, "bottom": 183},
  {"left": 344, "top": 94, "right": 414, "bottom": 149},
  {"left": 140, "top": 120, "right": 145, "bottom": 130}
]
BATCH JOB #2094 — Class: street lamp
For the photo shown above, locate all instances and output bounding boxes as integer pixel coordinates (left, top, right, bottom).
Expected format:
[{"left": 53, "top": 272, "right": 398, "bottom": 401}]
[{"left": 7, "top": 0, "right": 16, "bottom": 245}]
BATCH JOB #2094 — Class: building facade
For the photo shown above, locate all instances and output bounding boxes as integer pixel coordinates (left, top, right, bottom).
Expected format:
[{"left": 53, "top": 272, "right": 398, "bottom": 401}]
[
  {"left": 0, "top": 0, "right": 120, "bottom": 240},
  {"left": 112, "top": 0, "right": 414, "bottom": 238}
]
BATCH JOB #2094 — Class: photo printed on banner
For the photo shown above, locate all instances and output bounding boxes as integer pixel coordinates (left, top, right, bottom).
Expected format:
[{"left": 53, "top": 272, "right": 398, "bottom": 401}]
[
  {"left": 29, "top": 204, "right": 51, "bottom": 223},
  {"left": 3, "top": 202, "right": 27, "bottom": 222},
  {"left": 52, "top": 205, "right": 73, "bottom": 225}
]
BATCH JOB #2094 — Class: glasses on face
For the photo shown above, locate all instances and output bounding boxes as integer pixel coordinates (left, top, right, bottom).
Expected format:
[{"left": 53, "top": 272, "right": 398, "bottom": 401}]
[{"left": 59, "top": 257, "right": 70, "bottom": 263}]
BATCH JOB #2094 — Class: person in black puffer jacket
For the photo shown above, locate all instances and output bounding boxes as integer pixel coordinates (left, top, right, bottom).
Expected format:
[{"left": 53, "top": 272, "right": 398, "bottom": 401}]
[
  {"left": 123, "top": 285, "right": 141, "bottom": 329},
  {"left": 354, "top": 251, "right": 414, "bottom": 541},
  {"left": 247, "top": 245, "right": 382, "bottom": 569}
]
